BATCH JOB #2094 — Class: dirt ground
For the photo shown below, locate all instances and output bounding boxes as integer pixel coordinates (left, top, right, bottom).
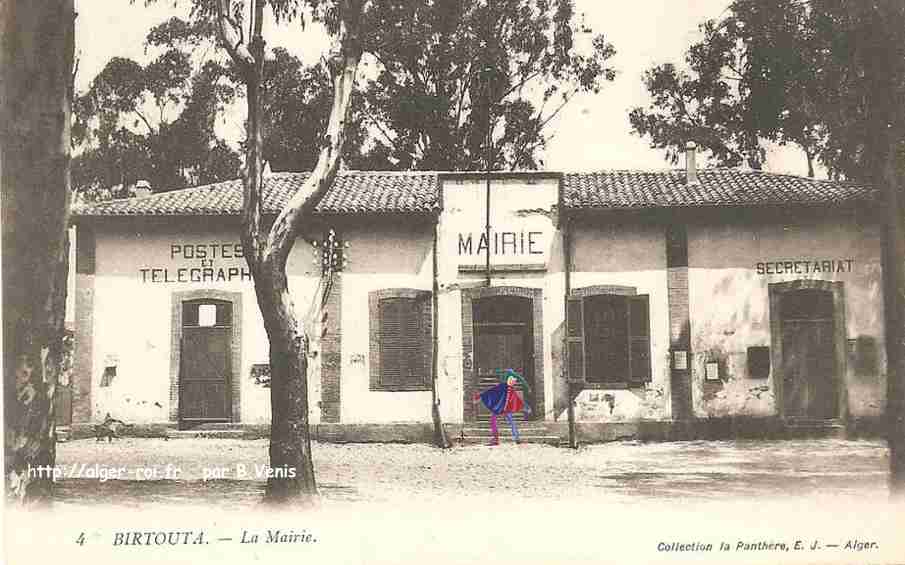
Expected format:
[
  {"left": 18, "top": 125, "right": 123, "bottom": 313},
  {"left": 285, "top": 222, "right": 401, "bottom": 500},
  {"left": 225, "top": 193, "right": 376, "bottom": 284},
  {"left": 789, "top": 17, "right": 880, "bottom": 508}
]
[
  {"left": 8, "top": 437, "right": 899, "bottom": 565},
  {"left": 52, "top": 437, "right": 890, "bottom": 508}
]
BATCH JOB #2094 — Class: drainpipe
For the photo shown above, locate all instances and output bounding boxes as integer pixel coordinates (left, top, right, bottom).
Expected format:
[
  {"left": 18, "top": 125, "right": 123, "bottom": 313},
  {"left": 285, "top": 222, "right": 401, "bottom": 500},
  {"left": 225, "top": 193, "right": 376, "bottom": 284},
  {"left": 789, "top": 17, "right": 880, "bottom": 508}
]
[
  {"left": 431, "top": 219, "right": 450, "bottom": 448},
  {"left": 563, "top": 212, "right": 577, "bottom": 449},
  {"left": 483, "top": 3, "right": 494, "bottom": 287},
  {"left": 484, "top": 74, "right": 493, "bottom": 287},
  {"left": 485, "top": 166, "right": 492, "bottom": 286}
]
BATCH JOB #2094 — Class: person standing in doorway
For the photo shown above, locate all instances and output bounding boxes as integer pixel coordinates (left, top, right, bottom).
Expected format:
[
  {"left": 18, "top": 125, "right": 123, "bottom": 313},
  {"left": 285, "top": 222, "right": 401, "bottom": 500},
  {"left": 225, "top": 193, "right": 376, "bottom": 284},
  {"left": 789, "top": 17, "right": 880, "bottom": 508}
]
[{"left": 473, "top": 368, "right": 531, "bottom": 445}]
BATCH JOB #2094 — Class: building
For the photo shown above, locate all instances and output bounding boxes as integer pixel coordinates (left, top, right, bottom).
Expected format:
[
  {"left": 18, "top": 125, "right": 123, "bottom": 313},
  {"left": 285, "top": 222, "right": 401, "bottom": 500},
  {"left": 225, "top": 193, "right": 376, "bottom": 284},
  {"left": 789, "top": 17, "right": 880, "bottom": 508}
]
[{"left": 68, "top": 150, "right": 887, "bottom": 442}]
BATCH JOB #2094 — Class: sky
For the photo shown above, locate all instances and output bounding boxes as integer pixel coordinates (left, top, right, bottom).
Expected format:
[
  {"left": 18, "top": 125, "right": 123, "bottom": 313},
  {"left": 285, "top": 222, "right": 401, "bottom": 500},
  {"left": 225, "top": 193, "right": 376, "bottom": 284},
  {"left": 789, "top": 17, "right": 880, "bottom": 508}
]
[{"left": 73, "top": 0, "right": 813, "bottom": 177}]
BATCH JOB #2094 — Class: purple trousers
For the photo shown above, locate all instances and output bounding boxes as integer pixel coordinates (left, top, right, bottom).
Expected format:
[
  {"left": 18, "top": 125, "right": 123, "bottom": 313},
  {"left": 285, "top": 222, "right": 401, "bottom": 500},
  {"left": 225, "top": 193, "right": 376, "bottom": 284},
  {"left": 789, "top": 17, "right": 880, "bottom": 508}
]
[{"left": 489, "top": 413, "right": 520, "bottom": 443}]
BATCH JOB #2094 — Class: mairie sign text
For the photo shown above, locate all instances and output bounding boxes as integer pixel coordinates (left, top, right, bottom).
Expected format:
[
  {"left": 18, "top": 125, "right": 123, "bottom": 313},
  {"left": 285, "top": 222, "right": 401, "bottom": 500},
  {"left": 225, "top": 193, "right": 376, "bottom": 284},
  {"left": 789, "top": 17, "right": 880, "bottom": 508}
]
[{"left": 457, "top": 230, "right": 544, "bottom": 257}]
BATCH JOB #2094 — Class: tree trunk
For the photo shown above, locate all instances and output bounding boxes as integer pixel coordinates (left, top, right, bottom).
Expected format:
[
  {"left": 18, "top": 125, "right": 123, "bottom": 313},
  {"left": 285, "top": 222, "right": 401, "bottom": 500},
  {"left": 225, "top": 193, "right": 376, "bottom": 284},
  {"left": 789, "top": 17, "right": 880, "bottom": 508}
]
[
  {"left": 254, "top": 266, "right": 317, "bottom": 501},
  {"left": 805, "top": 149, "right": 815, "bottom": 178},
  {"left": 1, "top": 0, "right": 75, "bottom": 505},
  {"left": 880, "top": 139, "right": 905, "bottom": 501},
  {"left": 216, "top": 0, "right": 364, "bottom": 504}
]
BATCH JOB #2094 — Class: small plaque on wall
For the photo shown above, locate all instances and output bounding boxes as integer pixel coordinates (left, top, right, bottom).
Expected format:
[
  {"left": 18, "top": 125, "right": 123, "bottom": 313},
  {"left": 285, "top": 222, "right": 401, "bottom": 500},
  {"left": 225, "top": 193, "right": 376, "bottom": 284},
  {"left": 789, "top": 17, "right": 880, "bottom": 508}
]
[{"left": 673, "top": 350, "right": 688, "bottom": 370}]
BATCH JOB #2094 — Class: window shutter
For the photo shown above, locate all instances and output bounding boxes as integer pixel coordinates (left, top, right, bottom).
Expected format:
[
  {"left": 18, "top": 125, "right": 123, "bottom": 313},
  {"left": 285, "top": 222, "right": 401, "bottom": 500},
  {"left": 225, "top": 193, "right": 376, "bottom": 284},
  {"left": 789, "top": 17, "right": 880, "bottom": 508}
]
[
  {"left": 379, "top": 297, "right": 427, "bottom": 389},
  {"left": 628, "top": 294, "right": 651, "bottom": 384},
  {"left": 567, "top": 296, "right": 586, "bottom": 382},
  {"left": 379, "top": 299, "right": 407, "bottom": 387},
  {"left": 419, "top": 293, "right": 433, "bottom": 387}
]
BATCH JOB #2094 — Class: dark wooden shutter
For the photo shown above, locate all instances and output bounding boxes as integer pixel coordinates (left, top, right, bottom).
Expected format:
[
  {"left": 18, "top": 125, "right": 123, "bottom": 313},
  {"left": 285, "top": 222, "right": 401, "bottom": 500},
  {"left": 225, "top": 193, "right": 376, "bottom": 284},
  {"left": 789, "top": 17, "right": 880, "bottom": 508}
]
[
  {"left": 628, "top": 294, "right": 652, "bottom": 384},
  {"left": 567, "top": 296, "right": 586, "bottom": 382},
  {"left": 418, "top": 293, "right": 433, "bottom": 387},
  {"left": 379, "top": 297, "right": 428, "bottom": 389}
]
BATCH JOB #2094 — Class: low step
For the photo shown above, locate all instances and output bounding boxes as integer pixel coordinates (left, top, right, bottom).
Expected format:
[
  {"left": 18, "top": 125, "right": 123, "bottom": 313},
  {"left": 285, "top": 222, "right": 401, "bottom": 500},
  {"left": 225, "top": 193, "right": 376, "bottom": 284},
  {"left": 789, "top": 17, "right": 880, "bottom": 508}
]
[
  {"left": 183, "top": 422, "right": 244, "bottom": 431},
  {"left": 457, "top": 435, "right": 560, "bottom": 446},
  {"left": 166, "top": 429, "right": 248, "bottom": 439},
  {"left": 461, "top": 427, "right": 549, "bottom": 437},
  {"left": 785, "top": 419, "right": 843, "bottom": 428}
]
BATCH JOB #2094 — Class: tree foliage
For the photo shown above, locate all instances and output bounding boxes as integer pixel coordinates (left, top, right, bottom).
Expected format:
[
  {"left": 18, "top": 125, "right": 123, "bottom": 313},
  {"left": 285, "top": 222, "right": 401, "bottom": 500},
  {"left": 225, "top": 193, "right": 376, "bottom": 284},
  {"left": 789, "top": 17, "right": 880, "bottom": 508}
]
[
  {"left": 628, "top": 0, "right": 905, "bottom": 179},
  {"left": 629, "top": 0, "right": 815, "bottom": 171},
  {"left": 260, "top": 47, "right": 367, "bottom": 171},
  {"left": 352, "top": 0, "right": 616, "bottom": 171},
  {"left": 73, "top": 17, "right": 239, "bottom": 198}
]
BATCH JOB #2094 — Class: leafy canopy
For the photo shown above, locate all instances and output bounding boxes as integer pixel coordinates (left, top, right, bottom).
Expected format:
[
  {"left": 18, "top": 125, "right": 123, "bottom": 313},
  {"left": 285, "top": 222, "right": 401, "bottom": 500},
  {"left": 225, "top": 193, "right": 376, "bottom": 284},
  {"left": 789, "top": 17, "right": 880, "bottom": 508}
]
[
  {"left": 353, "top": 0, "right": 616, "bottom": 171},
  {"left": 629, "top": 0, "right": 905, "bottom": 180},
  {"left": 73, "top": 16, "right": 240, "bottom": 198}
]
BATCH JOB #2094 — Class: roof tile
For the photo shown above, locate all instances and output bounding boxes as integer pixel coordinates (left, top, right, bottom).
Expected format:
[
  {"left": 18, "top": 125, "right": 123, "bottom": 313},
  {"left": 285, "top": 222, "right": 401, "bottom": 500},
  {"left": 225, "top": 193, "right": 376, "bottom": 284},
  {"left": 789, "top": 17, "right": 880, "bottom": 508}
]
[{"left": 73, "top": 168, "right": 877, "bottom": 218}]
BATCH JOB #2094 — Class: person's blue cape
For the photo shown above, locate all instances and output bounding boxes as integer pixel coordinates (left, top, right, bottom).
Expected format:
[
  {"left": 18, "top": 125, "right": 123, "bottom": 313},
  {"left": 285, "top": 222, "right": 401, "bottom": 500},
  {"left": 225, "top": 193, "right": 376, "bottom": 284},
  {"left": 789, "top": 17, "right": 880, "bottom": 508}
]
[{"left": 479, "top": 382, "right": 509, "bottom": 415}]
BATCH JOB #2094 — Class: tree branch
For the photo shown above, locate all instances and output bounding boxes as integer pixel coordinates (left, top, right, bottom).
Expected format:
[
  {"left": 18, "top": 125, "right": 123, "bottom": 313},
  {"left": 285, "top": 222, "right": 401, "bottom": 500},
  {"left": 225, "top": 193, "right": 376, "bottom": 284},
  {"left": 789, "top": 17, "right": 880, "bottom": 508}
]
[
  {"left": 215, "top": 0, "right": 255, "bottom": 77},
  {"left": 264, "top": 0, "right": 365, "bottom": 274},
  {"left": 133, "top": 108, "right": 155, "bottom": 134}
]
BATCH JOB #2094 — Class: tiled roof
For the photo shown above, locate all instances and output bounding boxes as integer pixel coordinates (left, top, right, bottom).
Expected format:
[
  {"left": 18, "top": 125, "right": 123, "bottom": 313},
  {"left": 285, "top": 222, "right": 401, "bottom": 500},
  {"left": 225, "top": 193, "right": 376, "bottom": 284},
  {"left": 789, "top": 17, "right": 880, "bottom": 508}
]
[
  {"left": 73, "top": 171, "right": 439, "bottom": 217},
  {"left": 563, "top": 169, "right": 876, "bottom": 209},
  {"left": 73, "top": 168, "right": 877, "bottom": 218}
]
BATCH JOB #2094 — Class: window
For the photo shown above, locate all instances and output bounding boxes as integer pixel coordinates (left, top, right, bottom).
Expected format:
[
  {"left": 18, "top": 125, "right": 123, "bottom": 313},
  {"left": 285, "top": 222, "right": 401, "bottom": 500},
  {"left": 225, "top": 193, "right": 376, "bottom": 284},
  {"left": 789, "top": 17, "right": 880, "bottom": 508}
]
[
  {"left": 567, "top": 292, "right": 651, "bottom": 386},
  {"left": 183, "top": 300, "right": 232, "bottom": 327},
  {"left": 369, "top": 290, "right": 432, "bottom": 391}
]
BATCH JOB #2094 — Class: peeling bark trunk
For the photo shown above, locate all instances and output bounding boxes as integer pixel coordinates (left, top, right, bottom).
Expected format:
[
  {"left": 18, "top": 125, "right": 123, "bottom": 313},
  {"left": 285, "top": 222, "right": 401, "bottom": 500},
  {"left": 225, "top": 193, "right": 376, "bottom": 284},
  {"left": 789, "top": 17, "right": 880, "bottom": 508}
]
[
  {"left": 880, "top": 140, "right": 905, "bottom": 501},
  {"left": 2, "top": 0, "right": 74, "bottom": 505},
  {"left": 216, "top": 0, "right": 364, "bottom": 504},
  {"left": 252, "top": 265, "right": 317, "bottom": 501}
]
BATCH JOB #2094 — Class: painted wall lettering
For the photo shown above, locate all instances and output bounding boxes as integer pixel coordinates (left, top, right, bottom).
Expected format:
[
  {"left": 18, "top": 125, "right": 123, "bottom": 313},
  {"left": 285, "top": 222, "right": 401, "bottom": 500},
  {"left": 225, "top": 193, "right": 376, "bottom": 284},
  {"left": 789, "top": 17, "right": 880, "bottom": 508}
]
[
  {"left": 755, "top": 259, "right": 854, "bottom": 275},
  {"left": 140, "top": 267, "right": 251, "bottom": 283},
  {"left": 170, "top": 243, "right": 243, "bottom": 260},
  {"left": 140, "top": 241, "right": 250, "bottom": 283},
  {"left": 457, "top": 230, "right": 544, "bottom": 256}
]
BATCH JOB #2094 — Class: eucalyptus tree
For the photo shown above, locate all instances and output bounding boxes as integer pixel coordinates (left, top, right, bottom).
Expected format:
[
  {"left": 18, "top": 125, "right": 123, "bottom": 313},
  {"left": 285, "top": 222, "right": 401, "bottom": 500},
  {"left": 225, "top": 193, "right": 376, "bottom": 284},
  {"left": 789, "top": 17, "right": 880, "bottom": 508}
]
[
  {"left": 2, "top": 0, "right": 75, "bottom": 504},
  {"left": 73, "top": 17, "right": 240, "bottom": 198},
  {"left": 352, "top": 0, "right": 616, "bottom": 171},
  {"left": 161, "top": 0, "right": 369, "bottom": 503}
]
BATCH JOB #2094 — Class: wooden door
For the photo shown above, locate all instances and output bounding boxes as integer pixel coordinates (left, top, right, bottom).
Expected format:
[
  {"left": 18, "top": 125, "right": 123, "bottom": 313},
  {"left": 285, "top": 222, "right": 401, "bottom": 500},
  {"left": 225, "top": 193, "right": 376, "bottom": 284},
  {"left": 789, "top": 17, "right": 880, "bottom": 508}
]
[
  {"left": 474, "top": 324, "right": 533, "bottom": 421},
  {"left": 781, "top": 290, "right": 838, "bottom": 419},
  {"left": 180, "top": 301, "right": 232, "bottom": 423}
]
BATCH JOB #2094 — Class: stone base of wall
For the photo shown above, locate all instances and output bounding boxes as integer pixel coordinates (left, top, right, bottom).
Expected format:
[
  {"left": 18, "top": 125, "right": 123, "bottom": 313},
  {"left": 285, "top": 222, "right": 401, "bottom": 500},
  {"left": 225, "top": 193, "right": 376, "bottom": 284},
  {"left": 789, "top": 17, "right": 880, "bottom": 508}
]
[
  {"left": 316, "top": 423, "right": 434, "bottom": 443},
  {"left": 65, "top": 422, "right": 178, "bottom": 440},
  {"left": 59, "top": 417, "right": 885, "bottom": 443},
  {"left": 559, "top": 416, "right": 885, "bottom": 443}
]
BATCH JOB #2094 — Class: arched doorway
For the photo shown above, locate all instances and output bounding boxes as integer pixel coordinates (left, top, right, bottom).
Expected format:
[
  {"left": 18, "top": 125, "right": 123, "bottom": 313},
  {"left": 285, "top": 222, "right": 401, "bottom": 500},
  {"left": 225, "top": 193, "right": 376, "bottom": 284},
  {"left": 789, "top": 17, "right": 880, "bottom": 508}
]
[{"left": 461, "top": 286, "right": 544, "bottom": 422}]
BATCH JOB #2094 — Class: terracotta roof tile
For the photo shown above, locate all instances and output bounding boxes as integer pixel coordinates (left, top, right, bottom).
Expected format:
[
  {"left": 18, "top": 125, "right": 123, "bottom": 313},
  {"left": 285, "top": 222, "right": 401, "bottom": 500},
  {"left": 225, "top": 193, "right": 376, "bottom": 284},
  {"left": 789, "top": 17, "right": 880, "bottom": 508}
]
[
  {"left": 72, "top": 169, "right": 877, "bottom": 218},
  {"left": 562, "top": 169, "right": 875, "bottom": 209}
]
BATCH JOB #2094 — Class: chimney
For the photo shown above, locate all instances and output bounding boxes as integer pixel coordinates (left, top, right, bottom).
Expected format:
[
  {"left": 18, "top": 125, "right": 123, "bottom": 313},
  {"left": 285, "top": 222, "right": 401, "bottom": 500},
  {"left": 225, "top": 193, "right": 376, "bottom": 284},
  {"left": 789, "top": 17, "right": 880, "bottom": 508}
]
[
  {"left": 685, "top": 141, "right": 698, "bottom": 185},
  {"left": 133, "top": 179, "right": 152, "bottom": 198}
]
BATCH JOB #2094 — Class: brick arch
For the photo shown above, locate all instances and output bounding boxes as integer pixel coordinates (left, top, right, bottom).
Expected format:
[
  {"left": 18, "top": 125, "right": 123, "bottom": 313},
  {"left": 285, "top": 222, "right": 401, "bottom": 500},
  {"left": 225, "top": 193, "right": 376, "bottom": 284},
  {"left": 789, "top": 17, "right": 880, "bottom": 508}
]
[
  {"left": 461, "top": 286, "right": 544, "bottom": 422},
  {"left": 170, "top": 289, "right": 242, "bottom": 424}
]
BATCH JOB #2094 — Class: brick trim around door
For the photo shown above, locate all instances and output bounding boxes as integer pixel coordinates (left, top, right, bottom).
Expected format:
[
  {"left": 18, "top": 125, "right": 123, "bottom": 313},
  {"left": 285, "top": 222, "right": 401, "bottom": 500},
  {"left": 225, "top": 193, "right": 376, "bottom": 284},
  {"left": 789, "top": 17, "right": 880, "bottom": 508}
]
[
  {"left": 461, "top": 286, "right": 544, "bottom": 422},
  {"left": 170, "top": 289, "right": 242, "bottom": 424}
]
